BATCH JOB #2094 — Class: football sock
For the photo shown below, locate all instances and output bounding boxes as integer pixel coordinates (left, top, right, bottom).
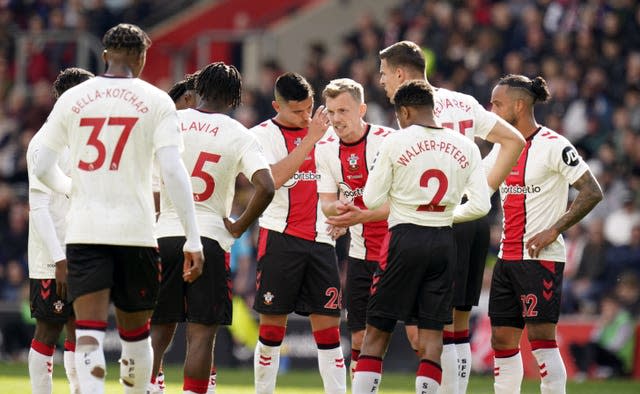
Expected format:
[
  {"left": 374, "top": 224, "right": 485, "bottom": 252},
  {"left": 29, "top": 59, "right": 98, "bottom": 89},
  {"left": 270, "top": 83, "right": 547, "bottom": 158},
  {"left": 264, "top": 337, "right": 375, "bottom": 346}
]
[
  {"left": 531, "top": 340, "right": 566, "bottom": 394},
  {"left": 439, "top": 331, "right": 458, "bottom": 394},
  {"left": 416, "top": 359, "right": 442, "bottom": 394},
  {"left": 313, "top": 327, "right": 346, "bottom": 394},
  {"left": 350, "top": 348, "right": 360, "bottom": 381},
  {"left": 454, "top": 330, "right": 471, "bottom": 394},
  {"left": 493, "top": 348, "right": 523, "bottom": 394},
  {"left": 75, "top": 320, "right": 108, "bottom": 394},
  {"left": 183, "top": 376, "right": 209, "bottom": 394},
  {"left": 352, "top": 355, "right": 383, "bottom": 394},
  {"left": 254, "top": 324, "right": 285, "bottom": 394},
  {"left": 29, "top": 339, "right": 55, "bottom": 394},
  {"left": 64, "top": 340, "right": 80, "bottom": 394},
  {"left": 207, "top": 366, "right": 216, "bottom": 394},
  {"left": 118, "top": 321, "right": 153, "bottom": 394}
]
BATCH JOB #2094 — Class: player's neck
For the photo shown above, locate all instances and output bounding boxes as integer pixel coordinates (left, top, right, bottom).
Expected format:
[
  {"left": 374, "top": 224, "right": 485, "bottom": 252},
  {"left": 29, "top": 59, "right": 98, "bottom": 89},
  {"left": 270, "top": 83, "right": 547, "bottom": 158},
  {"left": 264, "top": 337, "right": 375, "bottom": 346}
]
[
  {"left": 104, "top": 64, "right": 135, "bottom": 78},
  {"left": 517, "top": 118, "right": 540, "bottom": 139}
]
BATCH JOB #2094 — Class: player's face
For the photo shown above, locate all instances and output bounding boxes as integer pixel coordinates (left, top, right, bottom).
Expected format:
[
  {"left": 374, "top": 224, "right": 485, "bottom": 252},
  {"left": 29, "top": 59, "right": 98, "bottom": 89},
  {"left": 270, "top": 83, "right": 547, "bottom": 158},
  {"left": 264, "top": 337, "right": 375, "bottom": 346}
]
[
  {"left": 273, "top": 96, "right": 313, "bottom": 128},
  {"left": 379, "top": 59, "right": 402, "bottom": 101},
  {"left": 394, "top": 106, "right": 410, "bottom": 129},
  {"left": 325, "top": 92, "right": 366, "bottom": 143},
  {"left": 490, "top": 85, "right": 517, "bottom": 126}
]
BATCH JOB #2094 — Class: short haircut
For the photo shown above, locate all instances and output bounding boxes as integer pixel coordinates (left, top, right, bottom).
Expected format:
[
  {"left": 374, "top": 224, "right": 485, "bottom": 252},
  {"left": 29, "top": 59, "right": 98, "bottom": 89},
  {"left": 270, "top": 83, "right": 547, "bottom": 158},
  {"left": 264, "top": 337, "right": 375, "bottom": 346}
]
[
  {"left": 102, "top": 23, "right": 151, "bottom": 55},
  {"left": 274, "top": 72, "right": 313, "bottom": 102},
  {"left": 393, "top": 80, "right": 434, "bottom": 111},
  {"left": 497, "top": 74, "right": 551, "bottom": 103},
  {"left": 168, "top": 71, "right": 199, "bottom": 103},
  {"left": 196, "top": 62, "right": 242, "bottom": 109},
  {"left": 379, "top": 41, "right": 425, "bottom": 75},
  {"left": 52, "top": 67, "right": 94, "bottom": 99},
  {"left": 322, "top": 78, "right": 364, "bottom": 103}
]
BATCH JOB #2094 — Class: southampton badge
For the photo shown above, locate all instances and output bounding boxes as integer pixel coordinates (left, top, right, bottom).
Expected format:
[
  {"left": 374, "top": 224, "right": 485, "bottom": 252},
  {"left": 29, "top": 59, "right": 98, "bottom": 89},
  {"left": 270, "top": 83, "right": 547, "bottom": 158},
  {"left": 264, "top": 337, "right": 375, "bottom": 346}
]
[
  {"left": 53, "top": 300, "right": 64, "bottom": 314},
  {"left": 347, "top": 153, "right": 359, "bottom": 172},
  {"left": 263, "top": 291, "right": 274, "bottom": 305}
]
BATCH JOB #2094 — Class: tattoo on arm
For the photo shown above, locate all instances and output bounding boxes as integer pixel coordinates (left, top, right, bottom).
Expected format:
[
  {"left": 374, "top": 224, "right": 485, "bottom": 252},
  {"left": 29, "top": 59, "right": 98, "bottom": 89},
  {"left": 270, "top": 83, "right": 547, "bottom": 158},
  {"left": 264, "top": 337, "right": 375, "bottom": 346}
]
[{"left": 552, "top": 171, "right": 603, "bottom": 234}]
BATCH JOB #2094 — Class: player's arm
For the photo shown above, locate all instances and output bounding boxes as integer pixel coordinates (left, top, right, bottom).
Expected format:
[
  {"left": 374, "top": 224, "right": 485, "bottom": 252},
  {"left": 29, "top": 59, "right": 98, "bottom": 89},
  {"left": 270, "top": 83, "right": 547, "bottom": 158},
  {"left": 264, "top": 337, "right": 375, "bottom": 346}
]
[
  {"left": 156, "top": 145, "right": 204, "bottom": 282},
  {"left": 363, "top": 143, "right": 392, "bottom": 210},
  {"left": 526, "top": 169, "right": 603, "bottom": 257},
  {"left": 269, "top": 106, "right": 329, "bottom": 188},
  {"left": 33, "top": 145, "right": 72, "bottom": 196},
  {"left": 453, "top": 147, "right": 492, "bottom": 223},
  {"left": 484, "top": 117, "right": 525, "bottom": 191},
  {"left": 224, "top": 169, "right": 275, "bottom": 238},
  {"left": 325, "top": 202, "right": 390, "bottom": 227}
]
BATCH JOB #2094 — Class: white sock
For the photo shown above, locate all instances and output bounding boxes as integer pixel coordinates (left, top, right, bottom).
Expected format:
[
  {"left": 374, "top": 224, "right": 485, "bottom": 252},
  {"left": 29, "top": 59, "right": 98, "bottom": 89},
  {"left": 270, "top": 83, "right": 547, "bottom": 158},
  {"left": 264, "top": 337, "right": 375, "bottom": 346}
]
[
  {"left": 439, "top": 344, "right": 458, "bottom": 394},
  {"left": 119, "top": 336, "right": 153, "bottom": 394},
  {"left": 417, "top": 376, "right": 440, "bottom": 394},
  {"left": 207, "top": 369, "right": 216, "bottom": 394},
  {"left": 352, "top": 356, "right": 383, "bottom": 394},
  {"left": 455, "top": 342, "right": 472, "bottom": 394},
  {"left": 493, "top": 350, "right": 523, "bottom": 394},
  {"left": 317, "top": 347, "right": 346, "bottom": 394},
  {"left": 254, "top": 341, "right": 281, "bottom": 394},
  {"left": 75, "top": 328, "right": 107, "bottom": 394},
  {"left": 64, "top": 349, "right": 81, "bottom": 394},
  {"left": 28, "top": 340, "right": 54, "bottom": 394},
  {"left": 532, "top": 345, "right": 567, "bottom": 394}
]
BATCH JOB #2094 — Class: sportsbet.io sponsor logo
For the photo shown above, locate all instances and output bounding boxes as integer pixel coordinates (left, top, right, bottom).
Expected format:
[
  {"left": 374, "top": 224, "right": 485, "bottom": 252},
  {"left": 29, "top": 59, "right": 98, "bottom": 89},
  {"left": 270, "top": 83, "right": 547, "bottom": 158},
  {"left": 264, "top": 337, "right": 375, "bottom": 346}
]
[
  {"left": 501, "top": 185, "right": 542, "bottom": 194},
  {"left": 282, "top": 171, "right": 321, "bottom": 188}
]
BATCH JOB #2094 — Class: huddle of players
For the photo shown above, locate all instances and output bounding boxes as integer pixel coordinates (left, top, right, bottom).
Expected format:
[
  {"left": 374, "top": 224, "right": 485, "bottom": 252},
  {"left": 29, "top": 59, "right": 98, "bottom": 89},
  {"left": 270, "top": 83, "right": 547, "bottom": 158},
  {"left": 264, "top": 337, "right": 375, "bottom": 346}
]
[{"left": 27, "top": 22, "right": 602, "bottom": 394}]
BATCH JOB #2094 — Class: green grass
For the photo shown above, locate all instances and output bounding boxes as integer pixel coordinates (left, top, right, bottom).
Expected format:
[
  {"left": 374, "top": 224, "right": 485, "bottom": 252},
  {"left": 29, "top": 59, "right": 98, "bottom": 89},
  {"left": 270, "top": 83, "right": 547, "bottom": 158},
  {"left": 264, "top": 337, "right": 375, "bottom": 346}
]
[{"left": 1, "top": 361, "right": 638, "bottom": 393}]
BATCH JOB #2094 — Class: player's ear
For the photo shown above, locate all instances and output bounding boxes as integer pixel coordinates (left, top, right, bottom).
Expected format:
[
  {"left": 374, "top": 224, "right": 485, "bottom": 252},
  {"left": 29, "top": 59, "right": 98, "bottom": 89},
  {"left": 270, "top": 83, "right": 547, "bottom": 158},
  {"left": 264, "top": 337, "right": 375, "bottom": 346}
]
[
  {"left": 359, "top": 102, "right": 367, "bottom": 118},
  {"left": 272, "top": 100, "right": 280, "bottom": 113}
]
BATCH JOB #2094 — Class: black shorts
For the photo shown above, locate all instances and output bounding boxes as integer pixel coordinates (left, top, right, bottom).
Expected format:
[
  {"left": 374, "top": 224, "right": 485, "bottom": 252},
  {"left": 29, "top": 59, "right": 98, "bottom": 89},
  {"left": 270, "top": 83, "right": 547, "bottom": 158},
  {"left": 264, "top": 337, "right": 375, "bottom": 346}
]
[
  {"left": 30, "top": 279, "right": 73, "bottom": 324},
  {"left": 489, "top": 259, "right": 564, "bottom": 328},
  {"left": 152, "top": 237, "right": 232, "bottom": 325},
  {"left": 452, "top": 216, "right": 490, "bottom": 308},
  {"left": 66, "top": 244, "right": 161, "bottom": 313},
  {"left": 367, "top": 224, "right": 455, "bottom": 330},
  {"left": 345, "top": 257, "right": 378, "bottom": 332},
  {"left": 253, "top": 229, "right": 341, "bottom": 317}
]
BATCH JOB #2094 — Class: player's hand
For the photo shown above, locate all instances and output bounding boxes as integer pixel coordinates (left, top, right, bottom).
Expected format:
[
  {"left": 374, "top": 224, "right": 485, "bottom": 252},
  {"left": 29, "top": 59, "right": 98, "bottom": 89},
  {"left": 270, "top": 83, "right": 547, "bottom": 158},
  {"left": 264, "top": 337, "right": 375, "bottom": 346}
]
[
  {"left": 54, "top": 259, "right": 68, "bottom": 300},
  {"left": 223, "top": 217, "right": 243, "bottom": 238},
  {"left": 326, "top": 224, "right": 347, "bottom": 240},
  {"left": 526, "top": 228, "right": 559, "bottom": 258},
  {"left": 326, "top": 203, "right": 364, "bottom": 227},
  {"left": 182, "top": 250, "right": 204, "bottom": 283},
  {"left": 306, "top": 105, "right": 330, "bottom": 142}
]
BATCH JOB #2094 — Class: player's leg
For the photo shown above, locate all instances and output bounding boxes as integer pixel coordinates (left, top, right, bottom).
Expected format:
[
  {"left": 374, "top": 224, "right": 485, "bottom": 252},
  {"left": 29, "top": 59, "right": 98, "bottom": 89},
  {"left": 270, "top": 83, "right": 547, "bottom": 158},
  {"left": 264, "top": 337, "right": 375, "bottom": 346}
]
[
  {"left": 309, "top": 314, "right": 345, "bottom": 394},
  {"left": 352, "top": 322, "right": 394, "bottom": 394},
  {"left": 489, "top": 259, "right": 526, "bottom": 394},
  {"left": 254, "top": 313, "right": 288, "bottom": 394},
  {"left": 183, "top": 322, "right": 218, "bottom": 394},
  {"left": 112, "top": 245, "right": 161, "bottom": 394},
  {"left": 527, "top": 322, "right": 566, "bottom": 394},
  {"left": 416, "top": 328, "right": 444, "bottom": 394},
  {"left": 66, "top": 244, "right": 113, "bottom": 394},
  {"left": 63, "top": 317, "right": 81, "bottom": 394}
]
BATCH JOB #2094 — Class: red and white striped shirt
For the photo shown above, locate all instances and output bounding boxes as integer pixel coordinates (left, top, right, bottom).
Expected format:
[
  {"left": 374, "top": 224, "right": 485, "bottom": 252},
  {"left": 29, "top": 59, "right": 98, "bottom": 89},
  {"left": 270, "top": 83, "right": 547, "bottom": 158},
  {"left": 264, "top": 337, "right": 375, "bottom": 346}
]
[
  {"left": 251, "top": 119, "right": 333, "bottom": 245},
  {"left": 316, "top": 124, "right": 394, "bottom": 260}
]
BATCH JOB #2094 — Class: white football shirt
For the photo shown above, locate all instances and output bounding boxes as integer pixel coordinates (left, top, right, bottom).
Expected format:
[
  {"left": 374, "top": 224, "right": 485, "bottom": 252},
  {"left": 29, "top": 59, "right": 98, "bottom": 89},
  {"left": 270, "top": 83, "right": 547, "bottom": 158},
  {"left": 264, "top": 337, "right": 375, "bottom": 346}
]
[
  {"left": 316, "top": 124, "right": 394, "bottom": 260},
  {"left": 363, "top": 125, "right": 489, "bottom": 228},
  {"left": 156, "top": 109, "right": 269, "bottom": 251},
  {"left": 487, "top": 126, "right": 590, "bottom": 261},
  {"left": 26, "top": 131, "right": 71, "bottom": 279},
  {"left": 251, "top": 119, "right": 333, "bottom": 245},
  {"left": 433, "top": 87, "right": 499, "bottom": 141},
  {"left": 38, "top": 76, "right": 182, "bottom": 247}
]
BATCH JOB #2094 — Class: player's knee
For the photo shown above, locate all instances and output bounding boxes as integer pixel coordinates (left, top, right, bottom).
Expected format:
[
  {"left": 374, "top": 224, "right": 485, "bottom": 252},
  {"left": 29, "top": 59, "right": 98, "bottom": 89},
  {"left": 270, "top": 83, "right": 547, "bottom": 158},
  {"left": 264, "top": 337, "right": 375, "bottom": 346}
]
[{"left": 367, "top": 316, "right": 396, "bottom": 333}]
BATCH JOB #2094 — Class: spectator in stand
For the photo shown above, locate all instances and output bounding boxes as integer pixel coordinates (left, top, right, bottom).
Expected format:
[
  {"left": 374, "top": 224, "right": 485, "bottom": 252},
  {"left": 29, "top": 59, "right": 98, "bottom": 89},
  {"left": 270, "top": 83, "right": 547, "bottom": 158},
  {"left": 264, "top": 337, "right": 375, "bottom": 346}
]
[{"left": 604, "top": 191, "right": 640, "bottom": 247}]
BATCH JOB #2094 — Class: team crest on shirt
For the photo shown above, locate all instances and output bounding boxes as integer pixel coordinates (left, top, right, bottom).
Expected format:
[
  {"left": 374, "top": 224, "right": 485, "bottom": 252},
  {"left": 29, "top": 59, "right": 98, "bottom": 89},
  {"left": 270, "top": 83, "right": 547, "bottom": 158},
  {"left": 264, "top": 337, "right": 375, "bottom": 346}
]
[
  {"left": 263, "top": 291, "right": 274, "bottom": 305},
  {"left": 53, "top": 300, "right": 64, "bottom": 314},
  {"left": 294, "top": 137, "right": 302, "bottom": 146},
  {"left": 347, "top": 153, "right": 360, "bottom": 172}
]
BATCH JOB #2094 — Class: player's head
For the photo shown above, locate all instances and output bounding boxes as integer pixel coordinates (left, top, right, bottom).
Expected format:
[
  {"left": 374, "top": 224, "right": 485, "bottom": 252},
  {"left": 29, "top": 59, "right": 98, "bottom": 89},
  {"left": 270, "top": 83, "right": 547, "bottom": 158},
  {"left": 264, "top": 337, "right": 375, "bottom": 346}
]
[
  {"left": 393, "top": 80, "right": 435, "bottom": 129},
  {"left": 272, "top": 72, "right": 314, "bottom": 128},
  {"left": 168, "top": 71, "right": 199, "bottom": 110},
  {"left": 195, "top": 62, "right": 242, "bottom": 111},
  {"left": 52, "top": 67, "right": 94, "bottom": 99},
  {"left": 490, "top": 74, "right": 551, "bottom": 126},
  {"left": 379, "top": 41, "right": 426, "bottom": 102},
  {"left": 102, "top": 23, "right": 152, "bottom": 77},
  {"left": 322, "top": 78, "right": 367, "bottom": 142}
]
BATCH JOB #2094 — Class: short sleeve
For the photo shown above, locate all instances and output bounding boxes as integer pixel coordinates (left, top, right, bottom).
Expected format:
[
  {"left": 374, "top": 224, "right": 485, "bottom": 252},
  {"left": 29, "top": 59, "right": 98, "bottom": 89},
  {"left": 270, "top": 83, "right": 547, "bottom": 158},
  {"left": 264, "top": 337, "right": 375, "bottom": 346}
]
[
  {"left": 470, "top": 99, "right": 499, "bottom": 140},
  {"left": 252, "top": 125, "right": 279, "bottom": 165},
  {"left": 26, "top": 134, "right": 52, "bottom": 194},
  {"left": 239, "top": 134, "right": 270, "bottom": 180},
  {"left": 315, "top": 145, "right": 338, "bottom": 194},
  {"left": 363, "top": 138, "right": 393, "bottom": 210},
  {"left": 549, "top": 138, "right": 589, "bottom": 184}
]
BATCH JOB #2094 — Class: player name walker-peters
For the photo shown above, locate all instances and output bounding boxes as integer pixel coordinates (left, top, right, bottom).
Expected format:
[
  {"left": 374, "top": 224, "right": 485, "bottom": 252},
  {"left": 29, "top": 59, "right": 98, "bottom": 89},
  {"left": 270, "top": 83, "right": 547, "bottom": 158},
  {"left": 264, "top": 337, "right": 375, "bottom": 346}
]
[{"left": 396, "top": 138, "right": 469, "bottom": 169}]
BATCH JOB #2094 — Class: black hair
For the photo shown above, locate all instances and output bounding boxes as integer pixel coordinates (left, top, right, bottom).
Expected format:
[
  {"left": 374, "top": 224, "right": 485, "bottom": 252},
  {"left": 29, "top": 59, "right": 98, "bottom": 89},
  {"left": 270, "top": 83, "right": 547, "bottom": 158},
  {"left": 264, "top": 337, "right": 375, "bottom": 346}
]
[
  {"left": 274, "top": 72, "right": 313, "bottom": 102},
  {"left": 102, "top": 23, "right": 151, "bottom": 55},
  {"left": 379, "top": 41, "right": 425, "bottom": 75},
  {"left": 497, "top": 74, "right": 551, "bottom": 103},
  {"left": 393, "top": 80, "right": 434, "bottom": 111},
  {"left": 168, "top": 71, "right": 199, "bottom": 103},
  {"left": 52, "top": 67, "right": 94, "bottom": 99},
  {"left": 195, "top": 62, "right": 242, "bottom": 109}
]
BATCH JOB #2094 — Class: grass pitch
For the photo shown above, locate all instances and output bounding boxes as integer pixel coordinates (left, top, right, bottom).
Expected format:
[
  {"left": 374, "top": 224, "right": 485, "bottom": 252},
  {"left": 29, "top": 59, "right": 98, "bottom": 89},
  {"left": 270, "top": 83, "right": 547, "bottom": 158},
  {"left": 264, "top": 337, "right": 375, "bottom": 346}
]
[{"left": 1, "top": 361, "right": 638, "bottom": 393}]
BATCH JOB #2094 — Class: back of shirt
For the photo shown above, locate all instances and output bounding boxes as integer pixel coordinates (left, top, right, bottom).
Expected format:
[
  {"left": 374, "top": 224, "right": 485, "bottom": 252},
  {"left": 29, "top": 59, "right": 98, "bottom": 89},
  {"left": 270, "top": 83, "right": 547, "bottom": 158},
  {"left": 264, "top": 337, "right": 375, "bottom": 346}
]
[
  {"left": 39, "top": 76, "right": 182, "bottom": 247},
  {"left": 364, "top": 125, "right": 485, "bottom": 228},
  {"left": 156, "top": 109, "right": 269, "bottom": 251},
  {"left": 433, "top": 87, "right": 498, "bottom": 141}
]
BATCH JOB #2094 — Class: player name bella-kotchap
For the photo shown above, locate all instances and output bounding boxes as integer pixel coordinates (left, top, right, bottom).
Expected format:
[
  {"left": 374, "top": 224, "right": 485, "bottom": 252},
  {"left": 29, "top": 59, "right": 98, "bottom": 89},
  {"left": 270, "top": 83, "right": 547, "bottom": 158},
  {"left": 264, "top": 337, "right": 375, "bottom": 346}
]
[
  {"left": 72, "top": 88, "right": 149, "bottom": 114},
  {"left": 396, "top": 138, "right": 469, "bottom": 169}
]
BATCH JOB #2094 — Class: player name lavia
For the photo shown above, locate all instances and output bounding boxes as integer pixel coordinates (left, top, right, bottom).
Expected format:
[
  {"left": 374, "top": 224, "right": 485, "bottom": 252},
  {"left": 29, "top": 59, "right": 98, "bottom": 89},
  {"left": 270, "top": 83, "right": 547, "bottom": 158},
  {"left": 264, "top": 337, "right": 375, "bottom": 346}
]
[
  {"left": 72, "top": 88, "right": 149, "bottom": 114},
  {"left": 180, "top": 121, "right": 219, "bottom": 135},
  {"left": 396, "top": 139, "right": 469, "bottom": 168}
]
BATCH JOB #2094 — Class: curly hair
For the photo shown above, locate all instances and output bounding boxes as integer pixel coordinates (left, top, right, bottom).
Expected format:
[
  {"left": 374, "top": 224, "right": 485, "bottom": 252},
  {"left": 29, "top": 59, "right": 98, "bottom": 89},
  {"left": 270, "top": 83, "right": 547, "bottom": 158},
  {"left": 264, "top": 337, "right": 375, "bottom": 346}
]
[
  {"left": 168, "top": 71, "right": 200, "bottom": 103},
  {"left": 195, "top": 62, "right": 242, "bottom": 109},
  {"left": 52, "top": 67, "right": 94, "bottom": 99},
  {"left": 497, "top": 74, "right": 551, "bottom": 103},
  {"left": 102, "top": 23, "right": 151, "bottom": 55},
  {"left": 393, "top": 80, "right": 435, "bottom": 111}
]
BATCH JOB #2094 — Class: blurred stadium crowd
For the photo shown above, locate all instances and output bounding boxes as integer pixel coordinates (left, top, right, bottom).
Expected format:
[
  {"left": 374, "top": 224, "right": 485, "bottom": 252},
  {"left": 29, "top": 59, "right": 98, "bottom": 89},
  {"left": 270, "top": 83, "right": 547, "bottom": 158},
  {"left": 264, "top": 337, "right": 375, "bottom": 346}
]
[{"left": 0, "top": 0, "right": 638, "bottom": 362}]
